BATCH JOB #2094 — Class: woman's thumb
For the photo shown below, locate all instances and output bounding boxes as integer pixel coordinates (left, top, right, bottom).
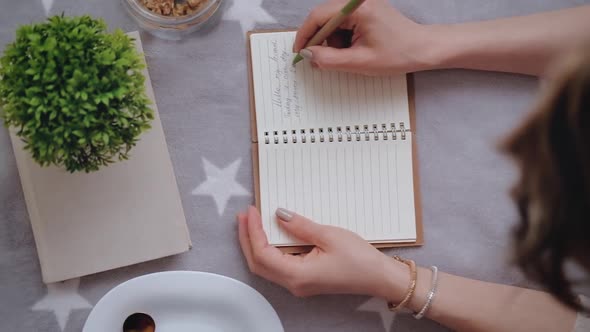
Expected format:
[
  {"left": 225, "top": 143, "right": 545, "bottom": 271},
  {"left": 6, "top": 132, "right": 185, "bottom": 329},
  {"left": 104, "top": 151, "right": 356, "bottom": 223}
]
[
  {"left": 275, "top": 208, "right": 329, "bottom": 246},
  {"left": 302, "top": 45, "right": 370, "bottom": 73}
]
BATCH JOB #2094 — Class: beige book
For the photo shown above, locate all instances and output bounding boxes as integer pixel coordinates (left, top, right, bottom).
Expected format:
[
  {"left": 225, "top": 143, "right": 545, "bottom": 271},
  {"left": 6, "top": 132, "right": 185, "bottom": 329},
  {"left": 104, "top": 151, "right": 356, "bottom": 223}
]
[
  {"left": 9, "top": 31, "right": 191, "bottom": 283},
  {"left": 247, "top": 30, "right": 423, "bottom": 253}
]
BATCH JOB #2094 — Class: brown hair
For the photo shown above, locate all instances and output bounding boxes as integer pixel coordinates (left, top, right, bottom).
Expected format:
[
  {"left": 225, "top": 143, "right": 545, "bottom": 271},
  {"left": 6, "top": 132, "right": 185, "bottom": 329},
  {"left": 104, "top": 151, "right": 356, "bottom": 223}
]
[{"left": 501, "top": 45, "right": 590, "bottom": 311}]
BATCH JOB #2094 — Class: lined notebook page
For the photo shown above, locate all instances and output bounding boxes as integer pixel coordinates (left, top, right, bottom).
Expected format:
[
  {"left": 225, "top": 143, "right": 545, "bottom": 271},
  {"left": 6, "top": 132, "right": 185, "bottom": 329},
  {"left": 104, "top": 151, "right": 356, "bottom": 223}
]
[{"left": 250, "top": 31, "right": 416, "bottom": 246}]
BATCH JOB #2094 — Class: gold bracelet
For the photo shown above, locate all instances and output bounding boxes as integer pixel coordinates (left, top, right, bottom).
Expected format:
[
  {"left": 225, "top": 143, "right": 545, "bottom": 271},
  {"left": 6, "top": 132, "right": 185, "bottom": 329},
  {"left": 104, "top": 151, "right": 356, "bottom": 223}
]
[{"left": 387, "top": 255, "right": 417, "bottom": 312}]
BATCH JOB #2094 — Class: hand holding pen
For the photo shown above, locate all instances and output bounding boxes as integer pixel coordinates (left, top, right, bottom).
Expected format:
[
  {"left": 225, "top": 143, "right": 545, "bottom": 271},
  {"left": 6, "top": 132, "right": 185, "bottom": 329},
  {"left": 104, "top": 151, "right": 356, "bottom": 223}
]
[{"left": 292, "top": 0, "right": 437, "bottom": 76}]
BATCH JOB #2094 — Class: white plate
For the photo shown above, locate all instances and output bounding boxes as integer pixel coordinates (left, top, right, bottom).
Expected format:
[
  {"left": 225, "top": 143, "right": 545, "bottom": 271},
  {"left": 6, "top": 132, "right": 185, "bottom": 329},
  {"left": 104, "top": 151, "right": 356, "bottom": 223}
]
[{"left": 83, "top": 271, "right": 283, "bottom": 332}]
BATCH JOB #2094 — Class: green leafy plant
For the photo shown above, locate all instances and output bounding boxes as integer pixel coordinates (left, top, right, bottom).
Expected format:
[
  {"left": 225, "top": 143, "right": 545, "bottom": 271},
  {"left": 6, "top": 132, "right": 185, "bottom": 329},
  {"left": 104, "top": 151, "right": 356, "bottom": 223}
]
[{"left": 0, "top": 15, "right": 153, "bottom": 172}]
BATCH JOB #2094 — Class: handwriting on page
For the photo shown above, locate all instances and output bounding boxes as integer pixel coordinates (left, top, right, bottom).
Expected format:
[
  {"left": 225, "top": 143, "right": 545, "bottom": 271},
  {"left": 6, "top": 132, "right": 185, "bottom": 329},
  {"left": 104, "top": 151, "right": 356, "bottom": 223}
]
[{"left": 268, "top": 39, "right": 302, "bottom": 119}]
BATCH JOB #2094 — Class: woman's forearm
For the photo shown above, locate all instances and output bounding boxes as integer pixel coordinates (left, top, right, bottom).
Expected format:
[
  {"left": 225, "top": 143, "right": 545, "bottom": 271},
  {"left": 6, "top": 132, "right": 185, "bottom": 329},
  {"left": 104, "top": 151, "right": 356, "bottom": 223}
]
[
  {"left": 425, "top": 5, "right": 590, "bottom": 76},
  {"left": 382, "top": 262, "right": 577, "bottom": 332},
  {"left": 238, "top": 206, "right": 579, "bottom": 331}
]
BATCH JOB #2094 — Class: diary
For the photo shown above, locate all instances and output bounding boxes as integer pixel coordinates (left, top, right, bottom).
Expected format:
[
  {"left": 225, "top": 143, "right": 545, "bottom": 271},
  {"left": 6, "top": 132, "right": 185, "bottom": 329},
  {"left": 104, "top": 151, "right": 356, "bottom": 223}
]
[{"left": 247, "top": 30, "right": 423, "bottom": 251}]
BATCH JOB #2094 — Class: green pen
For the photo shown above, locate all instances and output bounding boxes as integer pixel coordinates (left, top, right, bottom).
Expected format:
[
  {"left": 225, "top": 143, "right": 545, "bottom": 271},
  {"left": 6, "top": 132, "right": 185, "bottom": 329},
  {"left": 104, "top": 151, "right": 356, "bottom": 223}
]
[{"left": 292, "top": 0, "right": 366, "bottom": 65}]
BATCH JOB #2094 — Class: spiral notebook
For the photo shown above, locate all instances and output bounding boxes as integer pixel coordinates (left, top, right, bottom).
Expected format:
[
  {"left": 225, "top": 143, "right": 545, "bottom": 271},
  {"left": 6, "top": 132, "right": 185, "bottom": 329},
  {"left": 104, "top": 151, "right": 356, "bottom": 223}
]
[{"left": 247, "top": 30, "right": 423, "bottom": 251}]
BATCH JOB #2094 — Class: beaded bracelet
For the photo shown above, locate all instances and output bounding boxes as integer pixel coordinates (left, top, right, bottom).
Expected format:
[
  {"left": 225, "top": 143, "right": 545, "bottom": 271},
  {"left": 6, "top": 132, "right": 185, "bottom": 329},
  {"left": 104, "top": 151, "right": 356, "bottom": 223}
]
[
  {"left": 413, "top": 266, "right": 439, "bottom": 319},
  {"left": 387, "top": 256, "right": 417, "bottom": 312}
]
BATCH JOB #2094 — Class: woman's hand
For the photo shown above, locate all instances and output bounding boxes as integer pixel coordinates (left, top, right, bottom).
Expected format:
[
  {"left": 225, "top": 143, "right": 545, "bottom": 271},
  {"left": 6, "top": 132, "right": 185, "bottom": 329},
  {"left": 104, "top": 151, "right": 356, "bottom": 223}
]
[
  {"left": 237, "top": 206, "right": 409, "bottom": 299},
  {"left": 293, "top": 0, "right": 440, "bottom": 75},
  {"left": 237, "top": 207, "right": 580, "bottom": 332}
]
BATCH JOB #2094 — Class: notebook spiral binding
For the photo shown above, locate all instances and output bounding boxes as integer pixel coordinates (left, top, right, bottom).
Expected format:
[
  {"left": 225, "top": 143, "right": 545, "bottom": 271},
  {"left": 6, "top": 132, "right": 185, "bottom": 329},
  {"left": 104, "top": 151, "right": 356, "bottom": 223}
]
[{"left": 263, "top": 122, "right": 407, "bottom": 144}]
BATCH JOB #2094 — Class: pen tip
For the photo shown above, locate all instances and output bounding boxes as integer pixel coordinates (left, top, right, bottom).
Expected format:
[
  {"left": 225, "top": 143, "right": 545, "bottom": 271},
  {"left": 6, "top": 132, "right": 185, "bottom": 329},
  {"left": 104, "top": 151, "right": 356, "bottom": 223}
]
[{"left": 292, "top": 53, "right": 303, "bottom": 66}]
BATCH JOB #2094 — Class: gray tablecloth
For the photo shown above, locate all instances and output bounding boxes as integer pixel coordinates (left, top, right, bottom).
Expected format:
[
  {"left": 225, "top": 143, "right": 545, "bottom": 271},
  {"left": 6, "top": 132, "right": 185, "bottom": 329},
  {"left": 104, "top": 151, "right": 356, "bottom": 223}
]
[{"left": 2, "top": 0, "right": 588, "bottom": 331}]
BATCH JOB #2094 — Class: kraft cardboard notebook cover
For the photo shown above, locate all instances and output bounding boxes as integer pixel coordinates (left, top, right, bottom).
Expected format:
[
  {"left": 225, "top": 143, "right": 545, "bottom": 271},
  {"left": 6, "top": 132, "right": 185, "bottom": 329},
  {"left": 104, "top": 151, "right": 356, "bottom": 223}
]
[
  {"left": 247, "top": 30, "right": 423, "bottom": 253},
  {"left": 9, "top": 32, "right": 191, "bottom": 283}
]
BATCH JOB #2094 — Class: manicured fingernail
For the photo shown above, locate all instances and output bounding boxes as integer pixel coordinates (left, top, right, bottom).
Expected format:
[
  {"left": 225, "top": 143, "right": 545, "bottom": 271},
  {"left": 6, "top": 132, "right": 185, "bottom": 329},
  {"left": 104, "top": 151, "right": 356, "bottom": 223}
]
[
  {"left": 300, "top": 48, "right": 313, "bottom": 60},
  {"left": 276, "top": 208, "right": 293, "bottom": 221}
]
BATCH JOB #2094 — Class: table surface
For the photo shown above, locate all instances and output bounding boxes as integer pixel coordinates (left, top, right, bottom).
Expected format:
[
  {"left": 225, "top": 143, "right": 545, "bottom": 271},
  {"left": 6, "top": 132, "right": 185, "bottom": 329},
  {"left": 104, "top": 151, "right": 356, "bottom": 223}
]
[{"left": 1, "top": 0, "right": 588, "bottom": 331}]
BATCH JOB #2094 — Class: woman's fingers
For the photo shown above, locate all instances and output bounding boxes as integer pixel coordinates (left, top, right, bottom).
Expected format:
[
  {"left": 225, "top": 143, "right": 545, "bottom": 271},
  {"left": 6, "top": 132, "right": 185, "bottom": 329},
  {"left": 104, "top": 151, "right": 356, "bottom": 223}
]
[
  {"left": 276, "top": 208, "right": 336, "bottom": 248},
  {"left": 243, "top": 206, "right": 301, "bottom": 277},
  {"left": 293, "top": 0, "right": 353, "bottom": 52},
  {"left": 245, "top": 205, "right": 272, "bottom": 253},
  {"left": 292, "top": 0, "right": 429, "bottom": 76},
  {"left": 304, "top": 45, "right": 374, "bottom": 74},
  {"left": 237, "top": 212, "right": 255, "bottom": 271},
  {"left": 238, "top": 206, "right": 389, "bottom": 298},
  {"left": 325, "top": 29, "right": 354, "bottom": 49}
]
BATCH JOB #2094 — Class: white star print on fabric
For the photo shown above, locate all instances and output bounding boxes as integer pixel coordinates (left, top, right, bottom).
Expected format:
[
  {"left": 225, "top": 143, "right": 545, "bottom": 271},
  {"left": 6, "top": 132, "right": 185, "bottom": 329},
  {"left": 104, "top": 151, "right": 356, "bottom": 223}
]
[
  {"left": 41, "top": 0, "right": 53, "bottom": 16},
  {"left": 224, "top": 0, "right": 277, "bottom": 34},
  {"left": 31, "top": 278, "right": 93, "bottom": 331},
  {"left": 357, "top": 297, "right": 398, "bottom": 332},
  {"left": 192, "top": 158, "right": 250, "bottom": 215}
]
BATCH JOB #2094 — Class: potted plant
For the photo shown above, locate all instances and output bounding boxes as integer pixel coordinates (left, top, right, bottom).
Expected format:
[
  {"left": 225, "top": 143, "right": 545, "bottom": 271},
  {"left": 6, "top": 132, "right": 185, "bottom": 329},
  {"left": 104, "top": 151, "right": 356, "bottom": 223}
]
[{"left": 0, "top": 15, "right": 153, "bottom": 172}]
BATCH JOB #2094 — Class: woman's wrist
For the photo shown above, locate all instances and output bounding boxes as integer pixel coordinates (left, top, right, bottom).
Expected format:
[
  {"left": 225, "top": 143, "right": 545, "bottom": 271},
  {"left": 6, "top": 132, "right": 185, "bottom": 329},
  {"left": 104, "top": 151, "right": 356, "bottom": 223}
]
[
  {"left": 374, "top": 254, "right": 411, "bottom": 303},
  {"left": 374, "top": 255, "right": 437, "bottom": 316},
  {"left": 414, "top": 23, "right": 461, "bottom": 72}
]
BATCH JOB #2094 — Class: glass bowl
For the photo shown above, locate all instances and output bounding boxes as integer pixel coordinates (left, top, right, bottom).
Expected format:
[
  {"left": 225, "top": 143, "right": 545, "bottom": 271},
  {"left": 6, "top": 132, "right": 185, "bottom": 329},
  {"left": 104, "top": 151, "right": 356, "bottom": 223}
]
[{"left": 122, "top": 0, "right": 222, "bottom": 40}]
